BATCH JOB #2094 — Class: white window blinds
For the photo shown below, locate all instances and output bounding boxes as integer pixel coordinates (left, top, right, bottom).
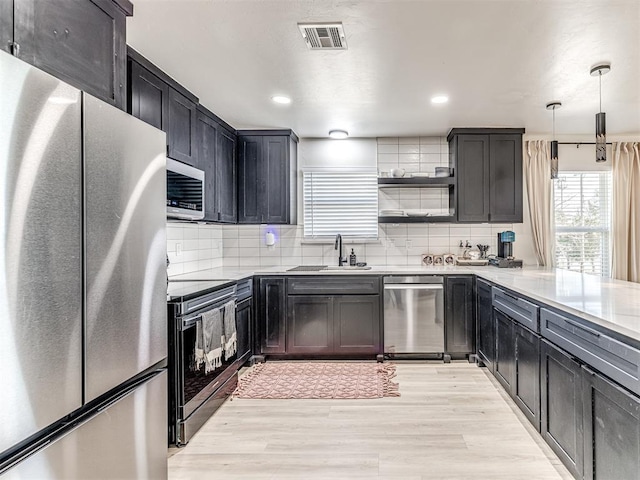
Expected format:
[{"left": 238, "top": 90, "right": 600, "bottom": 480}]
[
  {"left": 554, "top": 172, "right": 611, "bottom": 277},
  {"left": 303, "top": 171, "right": 378, "bottom": 238}
]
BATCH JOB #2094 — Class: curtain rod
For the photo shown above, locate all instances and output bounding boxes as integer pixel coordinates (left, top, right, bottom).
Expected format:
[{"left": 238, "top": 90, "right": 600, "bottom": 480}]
[{"left": 557, "top": 142, "right": 613, "bottom": 146}]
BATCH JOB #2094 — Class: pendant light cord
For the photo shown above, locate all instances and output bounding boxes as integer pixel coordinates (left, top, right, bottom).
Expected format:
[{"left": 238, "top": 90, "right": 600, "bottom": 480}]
[
  {"left": 599, "top": 72, "right": 602, "bottom": 113},
  {"left": 552, "top": 107, "right": 556, "bottom": 137}
]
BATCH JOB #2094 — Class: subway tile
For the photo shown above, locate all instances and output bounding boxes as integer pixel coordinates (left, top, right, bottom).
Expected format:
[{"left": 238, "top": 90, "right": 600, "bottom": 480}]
[
  {"left": 259, "top": 257, "right": 280, "bottom": 267},
  {"left": 428, "top": 225, "right": 450, "bottom": 236},
  {"left": 280, "top": 256, "right": 302, "bottom": 267},
  {"left": 167, "top": 262, "right": 184, "bottom": 276},
  {"left": 386, "top": 255, "right": 409, "bottom": 266},
  {"left": 166, "top": 224, "right": 184, "bottom": 240},
  {"left": 399, "top": 136, "right": 420, "bottom": 145},
  {"left": 222, "top": 257, "right": 240, "bottom": 267},
  {"left": 365, "top": 255, "right": 386, "bottom": 267},
  {"left": 197, "top": 249, "right": 213, "bottom": 261},
  {"left": 198, "top": 238, "right": 212, "bottom": 250},
  {"left": 377, "top": 137, "right": 399, "bottom": 145},
  {"left": 198, "top": 259, "right": 214, "bottom": 270},
  {"left": 182, "top": 250, "right": 198, "bottom": 263},
  {"left": 399, "top": 145, "right": 419, "bottom": 154},
  {"left": 420, "top": 144, "right": 441, "bottom": 154},
  {"left": 238, "top": 225, "right": 260, "bottom": 238},
  {"left": 302, "top": 244, "right": 324, "bottom": 257},
  {"left": 222, "top": 226, "right": 239, "bottom": 239},
  {"left": 239, "top": 237, "right": 260, "bottom": 249},
  {"left": 301, "top": 255, "right": 324, "bottom": 265},
  {"left": 182, "top": 260, "right": 200, "bottom": 274},
  {"left": 377, "top": 153, "right": 399, "bottom": 165},
  {"left": 419, "top": 136, "right": 442, "bottom": 145},
  {"left": 223, "top": 237, "right": 239, "bottom": 249},
  {"left": 378, "top": 144, "right": 399, "bottom": 154},
  {"left": 260, "top": 246, "right": 281, "bottom": 257},
  {"left": 238, "top": 256, "right": 260, "bottom": 267},
  {"left": 182, "top": 226, "right": 199, "bottom": 240}
]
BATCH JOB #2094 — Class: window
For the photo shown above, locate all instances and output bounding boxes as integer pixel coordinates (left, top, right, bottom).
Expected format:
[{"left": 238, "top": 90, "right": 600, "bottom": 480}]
[
  {"left": 303, "top": 171, "right": 378, "bottom": 238},
  {"left": 554, "top": 172, "right": 611, "bottom": 276}
]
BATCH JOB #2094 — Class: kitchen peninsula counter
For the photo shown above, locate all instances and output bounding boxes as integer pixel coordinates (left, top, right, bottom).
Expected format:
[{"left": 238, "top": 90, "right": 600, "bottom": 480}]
[{"left": 169, "top": 265, "right": 640, "bottom": 345}]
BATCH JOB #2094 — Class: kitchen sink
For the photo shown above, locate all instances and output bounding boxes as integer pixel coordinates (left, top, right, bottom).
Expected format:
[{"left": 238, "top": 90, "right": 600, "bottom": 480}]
[{"left": 287, "top": 265, "right": 372, "bottom": 272}]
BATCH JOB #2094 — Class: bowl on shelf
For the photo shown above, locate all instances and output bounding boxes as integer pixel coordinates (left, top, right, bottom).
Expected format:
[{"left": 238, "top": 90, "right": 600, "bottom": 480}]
[
  {"left": 434, "top": 167, "right": 452, "bottom": 177},
  {"left": 405, "top": 209, "right": 430, "bottom": 217},
  {"left": 379, "top": 209, "right": 405, "bottom": 216},
  {"left": 390, "top": 168, "right": 406, "bottom": 178},
  {"left": 410, "top": 172, "right": 431, "bottom": 178}
]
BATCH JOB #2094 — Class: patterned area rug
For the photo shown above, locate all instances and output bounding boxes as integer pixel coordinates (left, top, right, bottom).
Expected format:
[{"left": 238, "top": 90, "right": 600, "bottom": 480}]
[{"left": 233, "top": 362, "right": 400, "bottom": 399}]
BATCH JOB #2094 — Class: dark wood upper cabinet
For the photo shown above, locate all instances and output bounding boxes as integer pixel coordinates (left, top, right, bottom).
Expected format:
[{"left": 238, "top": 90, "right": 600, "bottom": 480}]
[
  {"left": 489, "top": 134, "right": 523, "bottom": 222},
  {"left": 237, "top": 130, "right": 298, "bottom": 225},
  {"left": 194, "top": 107, "right": 237, "bottom": 223},
  {"left": 216, "top": 126, "right": 237, "bottom": 223},
  {"left": 454, "top": 135, "right": 490, "bottom": 222},
  {"left": 128, "top": 59, "right": 168, "bottom": 130},
  {"left": 448, "top": 128, "right": 524, "bottom": 223},
  {"left": 0, "top": 0, "right": 13, "bottom": 54},
  {"left": 12, "top": 0, "right": 132, "bottom": 109},
  {"left": 167, "top": 88, "right": 197, "bottom": 165},
  {"left": 195, "top": 109, "right": 219, "bottom": 221}
]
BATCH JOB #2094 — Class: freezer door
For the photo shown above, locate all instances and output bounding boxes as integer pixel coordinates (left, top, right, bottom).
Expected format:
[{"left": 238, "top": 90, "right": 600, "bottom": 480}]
[
  {"left": 0, "top": 51, "right": 83, "bottom": 453},
  {"left": 83, "top": 94, "right": 167, "bottom": 402},
  {"left": 2, "top": 370, "right": 168, "bottom": 480}
]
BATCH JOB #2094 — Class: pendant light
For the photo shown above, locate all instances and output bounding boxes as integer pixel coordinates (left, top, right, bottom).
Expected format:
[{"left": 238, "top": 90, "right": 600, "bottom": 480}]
[
  {"left": 546, "top": 102, "right": 561, "bottom": 179},
  {"left": 590, "top": 63, "right": 610, "bottom": 162}
]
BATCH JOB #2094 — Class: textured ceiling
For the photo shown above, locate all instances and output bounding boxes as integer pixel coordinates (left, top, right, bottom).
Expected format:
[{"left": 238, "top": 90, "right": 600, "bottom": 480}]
[{"left": 128, "top": 0, "right": 640, "bottom": 138}]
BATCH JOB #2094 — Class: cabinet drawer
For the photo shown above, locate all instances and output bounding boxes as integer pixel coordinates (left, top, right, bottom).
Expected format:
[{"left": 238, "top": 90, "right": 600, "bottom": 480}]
[
  {"left": 287, "top": 276, "right": 380, "bottom": 295},
  {"left": 541, "top": 308, "right": 640, "bottom": 396},
  {"left": 493, "top": 287, "right": 539, "bottom": 332}
]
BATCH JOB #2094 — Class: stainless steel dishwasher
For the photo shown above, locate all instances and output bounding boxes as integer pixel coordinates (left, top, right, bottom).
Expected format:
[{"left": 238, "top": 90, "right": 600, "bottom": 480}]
[{"left": 383, "top": 276, "right": 444, "bottom": 357}]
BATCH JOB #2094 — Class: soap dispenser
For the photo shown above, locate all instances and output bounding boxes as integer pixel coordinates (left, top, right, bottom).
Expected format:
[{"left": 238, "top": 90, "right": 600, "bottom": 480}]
[{"left": 349, "top": 248, "right": 357, "bottom": 266}]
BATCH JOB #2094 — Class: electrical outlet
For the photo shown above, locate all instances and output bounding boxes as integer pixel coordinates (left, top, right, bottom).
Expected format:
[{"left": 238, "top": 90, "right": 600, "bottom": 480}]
[
  {"left": 387, "top": 238, "right": 395, "bottom": 248},
  {"left": 406, "top": 239, "right": 413, "bottom": 249},
  {"left": 176, "top": 243, "right": 182, "bottom": 256}
]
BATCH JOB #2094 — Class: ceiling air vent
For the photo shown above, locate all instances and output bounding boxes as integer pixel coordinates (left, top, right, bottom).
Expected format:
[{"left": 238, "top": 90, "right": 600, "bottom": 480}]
[{"left": 298, "top": 22, "right": 347, "bottom": 50}]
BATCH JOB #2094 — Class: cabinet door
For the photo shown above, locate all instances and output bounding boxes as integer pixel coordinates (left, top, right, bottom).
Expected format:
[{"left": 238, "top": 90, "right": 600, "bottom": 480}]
[
  {"left": 263, "top": 136, "right": 289, "bottom": 224},
  {"left": 287, "top": 296, "right": 333, "bottom": 355},
  {"left": 514, "top": 324, "right": 541, "bottom": 431},
  {"left": 128, "top": 60, "right": 169, "bottom": 131},
  {"left": 445, "top": 276, "right": 475, "bottom": 356},
  {"left": 583, "top": 367, "right": 640, "bottom": 480},
  {"left": 476, "top": 280, "right": 495, "bottom": 372},
  {"left": 0, "top": 0, "right": 12, "bottom": 54},
  {"left": 489, "top": 134, "right": 523, "bottom": 222},
  {"left": 236, "top": 298, "right": 252, "bottom": 360},
  {"left": 494, "top": 310, "right": 515, "bottom": 392},
  {"left": 167, "top": 87, "right": 197, "bottom": 165},
  {"left": 540, "top": 340, "right": 584, "bottom": 479},
  {"left": 216, "top": 127, "right": 237, "bottom": 223},
  {"left": 14, "top": 0, "right": 127, "bottom": 109},
  {"left": 258, "top": 277, "right": 286, "bottom": 354},
  {"left": 456, "top": 135, "right": 490, "bottom": 222},
  {"left": 195, "top": 110, "right": 218, "bottom": 221},
  {"left": 333, "top": 296, "right": 381, "bottom": 355},
  {"left": 237, "top": 135, "right": 262, "bottom": 223}
]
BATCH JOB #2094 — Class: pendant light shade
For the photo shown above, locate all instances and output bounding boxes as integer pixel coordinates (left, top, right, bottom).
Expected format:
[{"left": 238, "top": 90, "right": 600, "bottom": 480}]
[
  {"left": 590, "top": 63, "right": 610, "bottom": 163},
  {"left": 546, "top": 102, "right": 561, "bottom": 179}
]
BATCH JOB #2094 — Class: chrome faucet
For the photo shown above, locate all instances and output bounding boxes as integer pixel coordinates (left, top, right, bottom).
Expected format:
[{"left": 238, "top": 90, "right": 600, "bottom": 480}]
[{"left": 334, "top": 234, "right": 347, "bottom": 266}]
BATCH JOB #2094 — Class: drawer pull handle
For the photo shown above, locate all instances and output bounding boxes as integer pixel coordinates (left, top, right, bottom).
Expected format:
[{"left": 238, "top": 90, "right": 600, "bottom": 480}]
[{"left": 564, "top": 318, "right": 601, "bottom": 338}]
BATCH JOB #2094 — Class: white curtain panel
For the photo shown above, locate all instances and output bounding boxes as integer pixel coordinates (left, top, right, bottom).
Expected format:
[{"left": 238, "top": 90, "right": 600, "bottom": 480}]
[
  {"left": 611, "top": 142, "right": 640, "bottom": 282},
  {"left": 523, "top": 140, "right": 554, "bottom": 266}
]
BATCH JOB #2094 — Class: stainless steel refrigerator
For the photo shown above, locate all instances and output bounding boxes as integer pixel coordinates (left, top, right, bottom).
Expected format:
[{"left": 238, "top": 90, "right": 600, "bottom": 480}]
[{"left": 0, "top": 50, "right": 168, "bottom": 478}]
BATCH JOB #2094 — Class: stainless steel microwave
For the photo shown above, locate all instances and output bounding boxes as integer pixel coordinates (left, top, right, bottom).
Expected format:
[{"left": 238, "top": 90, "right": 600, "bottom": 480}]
[{"left": 166, "top": 158, "right": 205, "bottom": 220}]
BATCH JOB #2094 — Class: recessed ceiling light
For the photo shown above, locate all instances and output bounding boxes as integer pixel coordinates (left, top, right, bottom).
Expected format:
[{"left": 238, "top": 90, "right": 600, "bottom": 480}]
[
  {"left": 431, "top": 95, "right": 449, "bottom": 104},
  {"left": 329, "top": 130, "right": 348, "bottom": 139},
  {"left": 271, "top": 95, "right": 291, "bottom": 104}
]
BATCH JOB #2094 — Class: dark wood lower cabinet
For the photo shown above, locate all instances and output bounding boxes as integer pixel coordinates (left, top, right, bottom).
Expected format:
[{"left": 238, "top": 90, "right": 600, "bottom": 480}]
[
  {"left": 286, "top": 296, "right": 333, "bottom": 355},
  {"left": 236, "top": 296, "right": 252, "bottom": 360},
  {"left": 513, "top": 324, "right": 540, "bottom": 431},
  {"left": 494, "top": 310, "right": 515, "bottom": 392},
  {"left": 286, "top": 295, "right": 381, "bottom": 356},
  {"left": 258, "top": 277, "right": 286, "bottom": 354},
  {"left": 476, "top": 279, "right": 494, "bottom": 372},
  {"left": 445, "top": 276, "right": 475, "bottom": 357},
  {"left": 541, "top": 340, "right": 584, "bottom": 479},
  {"left": 582, "top": 366, "right": 640, "bottom": 480},
  {"left": 333, "top": 296, "right": 380, "bottom": 355}
]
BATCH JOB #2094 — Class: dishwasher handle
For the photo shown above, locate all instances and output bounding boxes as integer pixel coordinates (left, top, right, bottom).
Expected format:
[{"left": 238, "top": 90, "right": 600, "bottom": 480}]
[{"left": 384, "top": 284, "right": 443, "bottom": 290}]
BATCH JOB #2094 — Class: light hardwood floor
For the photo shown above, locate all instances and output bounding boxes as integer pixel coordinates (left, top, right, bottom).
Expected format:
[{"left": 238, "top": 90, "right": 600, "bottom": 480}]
[{"left": 168, "top": 362, "right": 573, "bottom": 480}]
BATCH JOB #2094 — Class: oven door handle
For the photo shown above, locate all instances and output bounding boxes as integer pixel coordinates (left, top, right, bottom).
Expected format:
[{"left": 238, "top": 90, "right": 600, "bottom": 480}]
[{"left": 180, "top": 299, "right": 236, "bottom": 331}]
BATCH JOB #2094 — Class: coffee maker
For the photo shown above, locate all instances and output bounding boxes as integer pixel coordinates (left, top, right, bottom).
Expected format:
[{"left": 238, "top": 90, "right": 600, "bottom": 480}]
[{"left": 489, "top": 231, "right": 523, "bottom": 268}]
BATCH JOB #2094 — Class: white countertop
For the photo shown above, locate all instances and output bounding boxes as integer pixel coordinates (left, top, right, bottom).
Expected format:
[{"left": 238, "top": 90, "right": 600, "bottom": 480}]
[{"left": 169, "top": 265, "right": 640, "bottom": 343}]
